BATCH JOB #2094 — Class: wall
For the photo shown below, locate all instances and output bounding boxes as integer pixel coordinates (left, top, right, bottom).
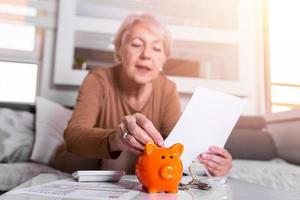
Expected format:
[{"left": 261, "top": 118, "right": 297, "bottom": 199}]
[{"left": 38, "top": 30, "right": 78, "bottom": 106}]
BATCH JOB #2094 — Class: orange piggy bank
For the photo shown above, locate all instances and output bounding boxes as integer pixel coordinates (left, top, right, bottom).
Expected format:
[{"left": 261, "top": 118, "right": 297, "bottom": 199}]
[{"left": 135, "top": 142, "right": 184, "bottom": 193}]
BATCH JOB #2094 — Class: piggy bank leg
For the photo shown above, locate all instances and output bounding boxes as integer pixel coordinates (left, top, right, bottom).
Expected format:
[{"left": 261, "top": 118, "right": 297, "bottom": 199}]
[
  {"left": 167, "top": 188, "right": 178, "bottom": 193},
  {"left": 142, "top": 185, "right": 147, "bottom": 191},
  {"left": 147, "top": 187, "right": 158, "bottom": 193}
]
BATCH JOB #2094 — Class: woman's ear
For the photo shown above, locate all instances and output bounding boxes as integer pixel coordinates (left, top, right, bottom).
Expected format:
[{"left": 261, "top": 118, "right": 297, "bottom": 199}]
[{"left": 114, "top": 47, "right": 121, "bottom": 63}]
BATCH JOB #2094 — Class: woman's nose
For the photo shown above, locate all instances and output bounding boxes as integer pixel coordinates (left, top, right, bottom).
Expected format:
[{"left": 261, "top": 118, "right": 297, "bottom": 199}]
[{"left": 140, "top": 47, "right": 151, "bottom": 59}]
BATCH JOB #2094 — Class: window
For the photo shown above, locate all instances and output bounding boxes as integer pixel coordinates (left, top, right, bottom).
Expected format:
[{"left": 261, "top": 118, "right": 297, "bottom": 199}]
[
  {"left": 266, "top": 0, "right": 300, "bottom": 113},
  {"left": 0, "top": 0, "right": 56, "bottom": 103},
  {"left": 0, "top": 62, "right": 37, "bottom": 103},
  {"left": 0, "top": 23, "right": 36, "bottom": 51}
]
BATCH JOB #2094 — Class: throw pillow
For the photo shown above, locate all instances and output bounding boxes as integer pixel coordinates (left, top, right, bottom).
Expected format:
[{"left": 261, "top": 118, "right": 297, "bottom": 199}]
[{"left": 30, "top": 97, "right": 72, "bottom": 164}]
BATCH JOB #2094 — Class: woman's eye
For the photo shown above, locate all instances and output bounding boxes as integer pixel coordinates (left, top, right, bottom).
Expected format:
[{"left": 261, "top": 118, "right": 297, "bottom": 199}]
[
  {"left": 153, "top": 45, "right": 162, "bottom": 52},
  {"left": 131, "top": 39, "right": 142, "bottom": 47},
  {"left": 132, "top": 42, "right": 141, "bottom": 47}
]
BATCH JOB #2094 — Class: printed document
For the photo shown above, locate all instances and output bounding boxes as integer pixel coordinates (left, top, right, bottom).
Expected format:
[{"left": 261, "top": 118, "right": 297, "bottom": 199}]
[
  {"left": 165, "top": 86, "right": 247, "bottom": 173},
  {"left": 9, "top": 178, "right": 139, "bottom": 200}
]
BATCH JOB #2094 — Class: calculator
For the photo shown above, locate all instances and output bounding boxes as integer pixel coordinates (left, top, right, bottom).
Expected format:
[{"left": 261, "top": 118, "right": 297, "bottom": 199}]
[{"left": 72, "top": 170, "right": 125, "bottom": 182}]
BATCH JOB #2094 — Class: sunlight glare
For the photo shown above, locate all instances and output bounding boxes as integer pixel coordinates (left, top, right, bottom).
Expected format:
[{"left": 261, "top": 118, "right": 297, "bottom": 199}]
[
  {"left": 0, "top": 62, "right": 37, "bottom": 103},
  {"left": 269, "top": 0, "right": 300, "bottom": 85}
]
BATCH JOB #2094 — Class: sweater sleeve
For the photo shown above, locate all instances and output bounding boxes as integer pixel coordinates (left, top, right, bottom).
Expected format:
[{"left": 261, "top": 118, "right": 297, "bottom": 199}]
[
  {"left": 64, "top": 72, "right": 120, "bottom": 159},
  {"left": 160, "top": 82, "right": 181, "bottom": 139}
]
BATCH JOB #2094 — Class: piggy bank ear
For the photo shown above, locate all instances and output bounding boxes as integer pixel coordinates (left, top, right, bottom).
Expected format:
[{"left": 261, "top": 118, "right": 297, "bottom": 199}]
[
  {"left": 145, "top": 142, "right": 158, "bottom": 155},
  {"left": 170, "top": 143, "right": 184, "bottom": 157}
]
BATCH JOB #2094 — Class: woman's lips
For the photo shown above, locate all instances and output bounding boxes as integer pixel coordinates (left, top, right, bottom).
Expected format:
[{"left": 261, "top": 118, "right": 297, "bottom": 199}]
[{"left": 136, "top": 65, "right": 151, "bottom": 73}]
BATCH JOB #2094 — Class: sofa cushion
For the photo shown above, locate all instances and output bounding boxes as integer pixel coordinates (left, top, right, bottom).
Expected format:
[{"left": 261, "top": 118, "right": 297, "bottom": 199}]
[
  {"left": 225, "top": 129, "right": 277, "bottom": 160},
  {"left": 266, "top": 112, "right": 300, "bottom": 165},
  {"left": 0, "top": 162, "right": 63, "bottom": 191},
  {"left": 234, "top": 116, "right": 266, "bottom": 130},
  {"left": 30, "top": 97, "right": 73, "bottom": 164},
  {"left": 276, "top": 146, "right": 300, "bottom": 166},
  {"left": 0, "top": 108, "right": 34, "bottom": 163}
]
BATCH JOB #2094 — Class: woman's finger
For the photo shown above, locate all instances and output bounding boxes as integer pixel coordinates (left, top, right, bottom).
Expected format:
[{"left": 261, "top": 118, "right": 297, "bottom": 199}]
[
  {"left": 135, "top": 113, "right": 164, "bottom": 146},
  {"left": 206, "top": 166, "right": 226, "bottom": 177},
  {"left": 123, "top": 116, "right": 154, "bottom": 145},
  {"left": 200, "top": 153, "right": 227, "bottom": 166},
  {"left": 197, "top": 147, "right": 232, "bottom": 177},
  {"left": 115, "top": 130, "right": 142, "bottom": 155},
  {"left": 122, "top": 141, "right": 142, "bottom": 155},
  {"left": 124, "top": 134, "right": 145, "bottom": 151},
  {"left": 208, "top": 146, "right": 232, "bottom": 159},
  {"left": 201, "top": 159, "right": 223, "bottom": 172}
]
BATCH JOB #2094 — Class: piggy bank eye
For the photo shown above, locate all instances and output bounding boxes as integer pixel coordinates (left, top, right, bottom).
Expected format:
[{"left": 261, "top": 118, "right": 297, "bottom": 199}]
[
  {"left": 161, "top": 156, "right": 165, "bottom": 159},
  {"left": 170, "top": 155, "right": 174, "bottom": 159}
]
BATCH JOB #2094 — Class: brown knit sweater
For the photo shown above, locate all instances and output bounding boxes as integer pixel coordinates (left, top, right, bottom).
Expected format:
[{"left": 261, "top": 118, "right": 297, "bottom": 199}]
[{"left": 64, "top": 65, "right": 181, "bottom": 173}]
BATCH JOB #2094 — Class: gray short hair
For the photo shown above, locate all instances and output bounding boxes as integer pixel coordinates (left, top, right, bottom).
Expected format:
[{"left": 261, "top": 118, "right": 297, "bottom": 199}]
[{"left": 113, "top": 14, "right": 172, "bottom": 62}]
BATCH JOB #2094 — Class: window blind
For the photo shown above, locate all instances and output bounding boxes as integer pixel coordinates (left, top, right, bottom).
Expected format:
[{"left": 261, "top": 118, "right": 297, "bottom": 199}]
[{"left": 0, "top": 0, "right": 57, "bottom": 63}]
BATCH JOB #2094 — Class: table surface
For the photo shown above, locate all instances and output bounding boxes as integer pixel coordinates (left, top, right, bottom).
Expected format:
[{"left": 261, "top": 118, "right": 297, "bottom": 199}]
[{"left": 1, "top": 173, "right": 300, "bottom": 200}]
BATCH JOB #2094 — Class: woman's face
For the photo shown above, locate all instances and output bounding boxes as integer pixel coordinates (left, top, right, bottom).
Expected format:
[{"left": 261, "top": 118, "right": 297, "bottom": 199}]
[{"left": 118, "top": 23, "right": 167, "bottom": 85}]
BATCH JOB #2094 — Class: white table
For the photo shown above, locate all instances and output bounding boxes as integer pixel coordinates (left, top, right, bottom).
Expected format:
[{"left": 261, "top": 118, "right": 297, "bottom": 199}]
[{"left": 1, "top": 173, "right": 300, "bottom": 200}]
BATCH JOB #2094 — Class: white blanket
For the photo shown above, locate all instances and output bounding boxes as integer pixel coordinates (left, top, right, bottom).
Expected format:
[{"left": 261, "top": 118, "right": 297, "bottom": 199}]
[
  {"left": 0, "top": 108, "right": 34, "bottom": 162},
  {"left": 230, "top": 159, "right": 300, "bottom": 194}
]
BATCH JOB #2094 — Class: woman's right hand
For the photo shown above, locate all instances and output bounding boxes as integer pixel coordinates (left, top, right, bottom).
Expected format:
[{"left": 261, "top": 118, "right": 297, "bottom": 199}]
[{"left": 109, "top": 113, "right": 164, "bottom": 154}]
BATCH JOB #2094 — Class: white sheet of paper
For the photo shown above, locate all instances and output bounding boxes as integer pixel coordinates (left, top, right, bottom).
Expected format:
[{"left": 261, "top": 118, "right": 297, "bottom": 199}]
[
  {"left": 9, "top": 178, "right": 139, "bottom": 200},
  {"left": 165, "top": 86, "right": 247, "bottom": 173}
]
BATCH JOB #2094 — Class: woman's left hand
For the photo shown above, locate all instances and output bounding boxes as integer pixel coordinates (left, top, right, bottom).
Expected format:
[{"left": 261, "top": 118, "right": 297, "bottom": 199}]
[{"left": 198, "top": 146, "right": 232, "bottom": 177}]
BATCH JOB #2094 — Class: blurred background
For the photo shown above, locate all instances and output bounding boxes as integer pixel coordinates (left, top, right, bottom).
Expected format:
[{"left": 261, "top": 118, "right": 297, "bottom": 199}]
[{"left": 0, "top": 0, "right": 299, "bottom": 116}]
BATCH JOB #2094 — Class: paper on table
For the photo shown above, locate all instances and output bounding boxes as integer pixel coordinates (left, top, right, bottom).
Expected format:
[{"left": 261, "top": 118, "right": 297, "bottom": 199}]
[
  {"left": 9, "top": 178, "right": 139, "bottom": 200},
  {"left": 165, "top": 86, "right": 247, "bottom": 173}
]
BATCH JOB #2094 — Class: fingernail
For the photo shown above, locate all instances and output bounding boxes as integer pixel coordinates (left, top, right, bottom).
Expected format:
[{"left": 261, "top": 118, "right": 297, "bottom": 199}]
[
  {"left": 154, "top": 138, "right": 162, "bottom": 146},
  {"left": 209, "top": 147, "right": 215, "bottom": 151},
  {"left": 202, "top": 154, "right": 207, "bottom": 158},
  {"left": 159, "top": 140, "right": 164, "bottom": 147}
]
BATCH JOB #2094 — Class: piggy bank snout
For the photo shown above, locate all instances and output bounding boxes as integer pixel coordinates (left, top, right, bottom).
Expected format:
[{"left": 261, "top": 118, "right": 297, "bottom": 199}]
[{"left": 160, "top": 164, "right": 179, "bottom": 180}]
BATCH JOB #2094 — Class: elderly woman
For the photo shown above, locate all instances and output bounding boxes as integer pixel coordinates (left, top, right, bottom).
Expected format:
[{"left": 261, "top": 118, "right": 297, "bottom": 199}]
[{"left": 64, "top": 14, "right": 232, "bottom": 176}]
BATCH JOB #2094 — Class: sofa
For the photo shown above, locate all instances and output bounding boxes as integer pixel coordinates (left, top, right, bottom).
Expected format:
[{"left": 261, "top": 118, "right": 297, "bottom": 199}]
[
  {"left": 0, "top": 97, "right": 100, "bottom": 193},
  {"left": 1, "top": 97, "right": 300, "bottom": 194},
  {"left": 225, "top": 116, "right": 300, "bottom": 194}
]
